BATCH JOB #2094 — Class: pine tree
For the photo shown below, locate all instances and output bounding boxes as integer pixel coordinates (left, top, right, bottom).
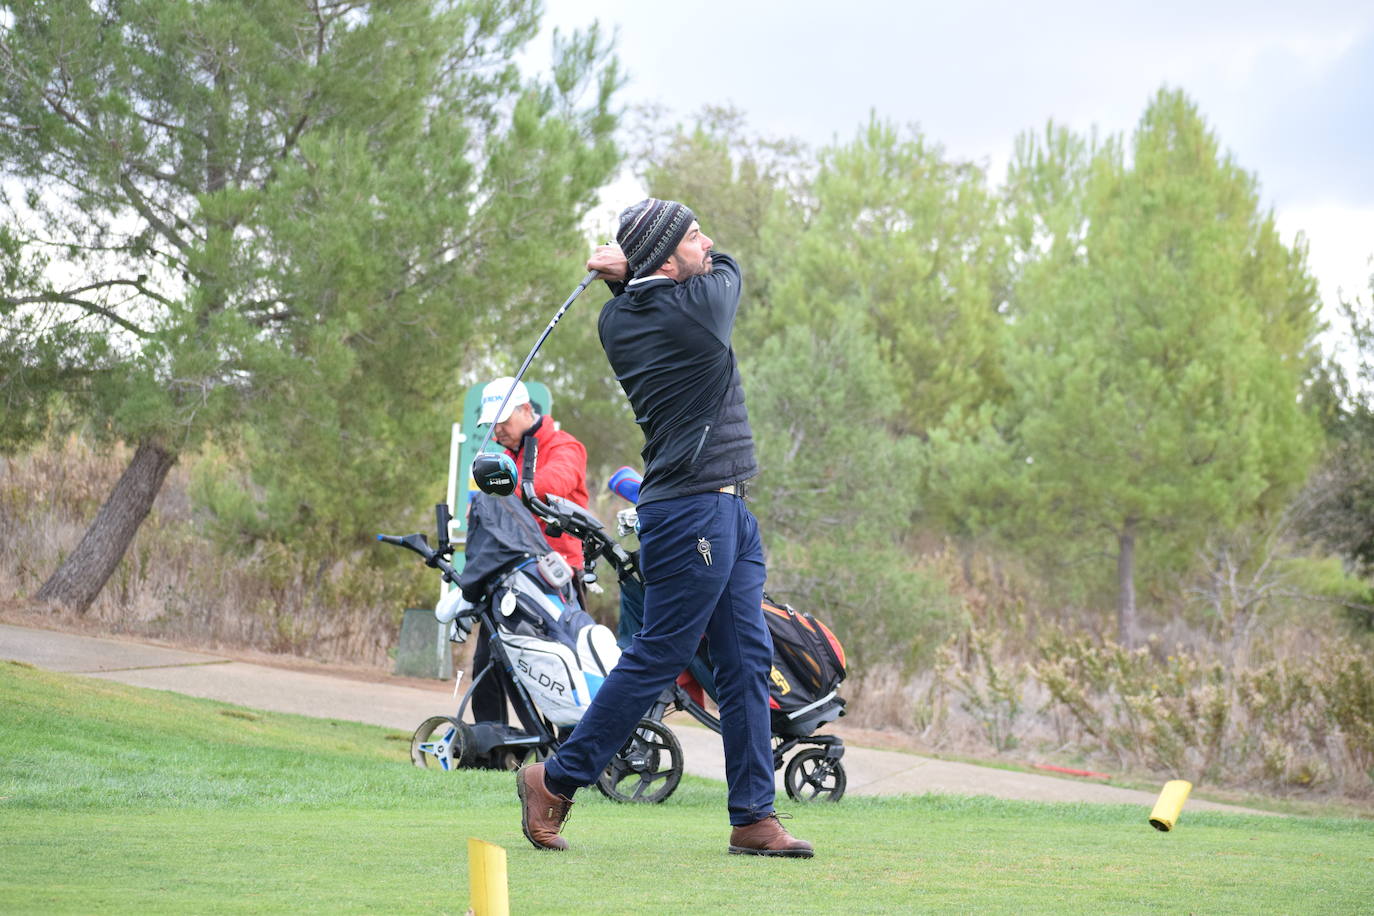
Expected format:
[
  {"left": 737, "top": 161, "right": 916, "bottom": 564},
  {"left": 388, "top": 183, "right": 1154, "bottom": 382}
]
[
  {"left": 767, "top": 117, "right": 1009, "bottom": 435},
  {"left": 936, "top": 89, "right": 1323, "bottom": 643},
  {"left": 0, "top": 0, "right": 620, "bottom": 611}
]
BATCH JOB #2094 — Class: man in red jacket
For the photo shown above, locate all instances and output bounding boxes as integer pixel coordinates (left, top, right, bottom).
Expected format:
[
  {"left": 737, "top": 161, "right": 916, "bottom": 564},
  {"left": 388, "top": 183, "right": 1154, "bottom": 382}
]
[
  {"left": 478, "top": 376, "right": 590, "bottom": 579},
  {"left": 470, "top": 376, "right": 591, "bottom": 724}
]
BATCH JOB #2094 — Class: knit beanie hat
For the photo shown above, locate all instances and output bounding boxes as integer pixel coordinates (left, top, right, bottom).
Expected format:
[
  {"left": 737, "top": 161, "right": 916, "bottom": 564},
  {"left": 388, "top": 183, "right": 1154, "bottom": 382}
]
[{"left": 616, "top": 198, "right": 695, "bottom": 280}]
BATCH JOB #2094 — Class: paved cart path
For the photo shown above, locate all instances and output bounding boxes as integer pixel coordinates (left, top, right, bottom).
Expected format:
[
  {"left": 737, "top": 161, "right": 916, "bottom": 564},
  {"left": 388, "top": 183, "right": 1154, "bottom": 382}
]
[{"left": 1, "top": 622, "right": 1272, "bottom": 816}]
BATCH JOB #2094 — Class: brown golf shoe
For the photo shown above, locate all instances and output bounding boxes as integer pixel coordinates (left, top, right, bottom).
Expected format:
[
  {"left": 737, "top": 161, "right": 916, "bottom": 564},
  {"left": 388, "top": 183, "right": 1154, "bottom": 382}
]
[
  {"left": 728, "top": 813, "right": 814, "bottom": 858},
  {"left": 516, "top": 762, "right": 573, "bottom": 851}
]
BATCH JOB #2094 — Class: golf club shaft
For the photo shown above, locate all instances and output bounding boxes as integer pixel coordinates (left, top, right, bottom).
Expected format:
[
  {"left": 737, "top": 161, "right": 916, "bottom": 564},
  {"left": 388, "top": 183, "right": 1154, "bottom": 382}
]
[{"left": 472, "top": 268, "right": 601, "bottom": 460}]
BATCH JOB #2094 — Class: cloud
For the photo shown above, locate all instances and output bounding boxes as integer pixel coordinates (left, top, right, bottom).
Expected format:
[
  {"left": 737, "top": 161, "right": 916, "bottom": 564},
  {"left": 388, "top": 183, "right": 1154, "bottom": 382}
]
[
  {"left": 538, "top": 2, "right": 1370, "bottom": 169},
  {"left": 1278, "top": 205, "right": 1374, "bottom": 303},
  {"left": 1236, "top": 28, "right": 1374, "bottom": 208}
]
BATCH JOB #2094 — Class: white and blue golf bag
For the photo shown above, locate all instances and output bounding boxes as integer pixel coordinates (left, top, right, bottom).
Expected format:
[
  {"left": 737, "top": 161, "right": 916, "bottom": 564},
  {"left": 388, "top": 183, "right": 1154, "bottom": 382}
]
[{"left": 459, "top": 492, "right": 620, "bottom": 727}]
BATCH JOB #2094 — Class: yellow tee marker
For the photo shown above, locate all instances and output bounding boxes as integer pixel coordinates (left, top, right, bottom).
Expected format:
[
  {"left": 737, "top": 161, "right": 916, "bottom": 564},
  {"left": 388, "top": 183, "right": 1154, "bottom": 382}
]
[
  {"left": 1148, "top": 779, "right": 1193, "bottom": 831},
  {"left": 467, "top": 837, "right": 509, "bottom": 916}
]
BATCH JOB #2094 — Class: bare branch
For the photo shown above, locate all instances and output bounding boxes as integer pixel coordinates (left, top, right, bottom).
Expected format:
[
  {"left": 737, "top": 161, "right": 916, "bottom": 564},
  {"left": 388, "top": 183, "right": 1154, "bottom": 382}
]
[
  {"left": 3, "top": 278, "right": 168, "bottom": 337},
  {"left": 117, "top": 173, "right": 194, "bottom": 259},
  {"left": 123, "top": 155, "right": 197, "bottom": 191},
  {"left": 132, "top": 109, "right": 205, "bottom": 143},
  {"left": 247, "top": 309, "right": 296, "bottom": 328}
]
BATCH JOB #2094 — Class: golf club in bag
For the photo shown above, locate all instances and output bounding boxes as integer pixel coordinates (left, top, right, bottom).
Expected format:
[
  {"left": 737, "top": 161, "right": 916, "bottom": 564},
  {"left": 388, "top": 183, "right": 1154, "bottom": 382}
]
[{"left": 471, "top": 268, "right": 600, "bottom": 496}]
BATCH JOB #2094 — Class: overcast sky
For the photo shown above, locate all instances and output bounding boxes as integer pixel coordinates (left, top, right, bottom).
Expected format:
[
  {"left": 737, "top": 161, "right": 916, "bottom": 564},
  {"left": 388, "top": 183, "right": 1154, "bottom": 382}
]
[{"left": 534, "top": 0, "right": 1373, "bottom": 347}]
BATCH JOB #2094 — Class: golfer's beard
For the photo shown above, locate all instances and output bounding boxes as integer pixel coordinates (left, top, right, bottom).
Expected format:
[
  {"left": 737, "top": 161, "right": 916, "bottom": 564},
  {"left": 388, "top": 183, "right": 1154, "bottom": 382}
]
[{"left": 675, "top": 253, "right": 712, "bottom": 279}]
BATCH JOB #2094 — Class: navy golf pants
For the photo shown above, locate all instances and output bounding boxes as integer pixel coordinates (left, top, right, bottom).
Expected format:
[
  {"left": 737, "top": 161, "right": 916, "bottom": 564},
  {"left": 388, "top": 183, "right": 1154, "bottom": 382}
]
[{"left": 544, "top": 490, "right": 775, "bottom": 826}]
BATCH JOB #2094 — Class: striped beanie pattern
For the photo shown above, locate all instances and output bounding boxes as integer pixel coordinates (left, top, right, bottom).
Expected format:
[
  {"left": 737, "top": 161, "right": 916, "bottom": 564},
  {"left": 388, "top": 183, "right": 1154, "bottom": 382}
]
[{"left": 616, "top": 198, "right": 695, "bottom": 280}]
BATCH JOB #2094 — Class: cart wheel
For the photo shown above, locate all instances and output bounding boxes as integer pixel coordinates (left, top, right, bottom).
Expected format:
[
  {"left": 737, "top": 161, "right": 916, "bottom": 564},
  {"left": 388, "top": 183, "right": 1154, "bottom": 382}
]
[
  {"left": 410, "top": 716, "right": 471, "bottom": 771},
  {"left": 783, "top": 747, "right": 846, "bottom": 802},
  {"left": 495, "top": 749, "right": 527, "bottom": 771},
  {"left": 596, "top": 718, "right": 683, "bottom": 804}
]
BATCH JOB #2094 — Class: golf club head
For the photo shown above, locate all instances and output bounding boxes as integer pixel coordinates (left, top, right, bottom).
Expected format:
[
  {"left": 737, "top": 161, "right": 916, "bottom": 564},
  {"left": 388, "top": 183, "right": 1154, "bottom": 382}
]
[{"left": 472, "top": 452, "right": 518, "bottom": 496}]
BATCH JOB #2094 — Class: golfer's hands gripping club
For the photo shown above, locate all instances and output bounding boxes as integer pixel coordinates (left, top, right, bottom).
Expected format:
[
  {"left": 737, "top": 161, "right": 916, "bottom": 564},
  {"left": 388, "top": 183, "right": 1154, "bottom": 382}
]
[{"left": 587, "top": 242, "right": 628, "bottom": 282}]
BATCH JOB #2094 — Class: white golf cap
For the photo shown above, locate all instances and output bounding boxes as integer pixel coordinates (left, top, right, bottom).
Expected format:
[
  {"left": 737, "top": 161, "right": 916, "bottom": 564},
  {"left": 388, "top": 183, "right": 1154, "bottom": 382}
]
[{"left": 477, "top": 377, "right": 531, "bottom": 425}]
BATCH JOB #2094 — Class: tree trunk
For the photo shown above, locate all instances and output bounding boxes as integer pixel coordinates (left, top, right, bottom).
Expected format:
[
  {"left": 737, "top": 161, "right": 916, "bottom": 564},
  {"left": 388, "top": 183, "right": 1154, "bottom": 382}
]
[
  {"left": 1117, "top": 520, "right": 1138, "bottom": 647},
  {"left": 36, "top": 440, "right": 178, "bottom": 614}
]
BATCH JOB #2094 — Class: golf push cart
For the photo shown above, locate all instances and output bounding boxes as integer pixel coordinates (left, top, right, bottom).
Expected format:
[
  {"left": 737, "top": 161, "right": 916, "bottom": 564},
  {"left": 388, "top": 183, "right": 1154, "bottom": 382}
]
[
  {"left": 377, "top": 496, "right": 685, "bottom": 805},
  {"left": 379, "top": 436, "right": 850, "bottom": 804}
]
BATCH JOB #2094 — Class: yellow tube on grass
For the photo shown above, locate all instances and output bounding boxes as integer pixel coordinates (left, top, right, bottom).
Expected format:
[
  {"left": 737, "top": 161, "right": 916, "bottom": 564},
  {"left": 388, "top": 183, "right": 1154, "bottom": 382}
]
[
  {"left": 467, "top": 837, "right": 509, "bottom": 916},
  {"left": 1148, "top": 779, "right": 1193, "bottom": 831}
]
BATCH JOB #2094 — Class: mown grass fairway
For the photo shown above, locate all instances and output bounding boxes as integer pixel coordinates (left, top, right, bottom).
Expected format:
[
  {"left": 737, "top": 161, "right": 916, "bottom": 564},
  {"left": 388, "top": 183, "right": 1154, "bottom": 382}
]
[{"left": 3, "top": 660, "right": 1372, "bottom": 914}]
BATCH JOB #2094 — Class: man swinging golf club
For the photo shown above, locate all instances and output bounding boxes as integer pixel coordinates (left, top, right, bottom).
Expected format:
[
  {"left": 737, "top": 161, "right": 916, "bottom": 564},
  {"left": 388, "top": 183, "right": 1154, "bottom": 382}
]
[{"left": 516, "top": 199, "right": 813, "bottom": 858}]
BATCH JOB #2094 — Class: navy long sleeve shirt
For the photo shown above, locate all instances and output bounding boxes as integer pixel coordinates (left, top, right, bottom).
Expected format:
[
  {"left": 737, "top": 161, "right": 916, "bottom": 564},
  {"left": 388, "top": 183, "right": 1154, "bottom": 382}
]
[{"left": 597, "top": 252, "right": 758, "bottom": 505}]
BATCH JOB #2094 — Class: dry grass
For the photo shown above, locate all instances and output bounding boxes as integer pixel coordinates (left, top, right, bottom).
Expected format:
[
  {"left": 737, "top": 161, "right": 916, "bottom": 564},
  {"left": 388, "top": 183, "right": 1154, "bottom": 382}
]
[
  {"left": 840, "top": 609, "right": 1374, "bottom": 803},
  {"left": 2, "top": 438, "right": 426, "bottom": 667}
]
